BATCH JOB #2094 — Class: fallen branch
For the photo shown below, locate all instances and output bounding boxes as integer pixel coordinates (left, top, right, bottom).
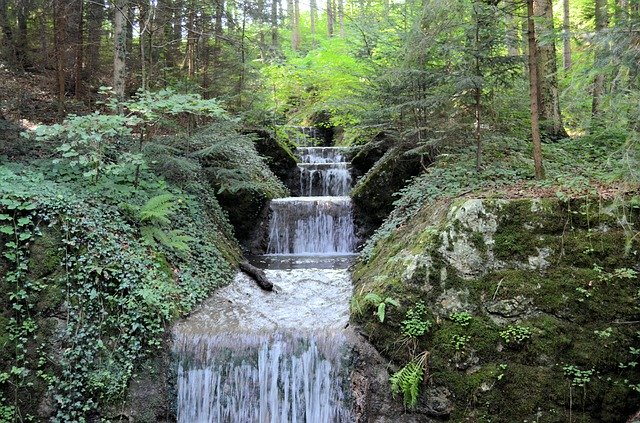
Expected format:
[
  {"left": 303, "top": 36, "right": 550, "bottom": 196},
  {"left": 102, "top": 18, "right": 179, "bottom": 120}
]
[{"left": 239, "top": 261, "right": 273, "bottom": 291}]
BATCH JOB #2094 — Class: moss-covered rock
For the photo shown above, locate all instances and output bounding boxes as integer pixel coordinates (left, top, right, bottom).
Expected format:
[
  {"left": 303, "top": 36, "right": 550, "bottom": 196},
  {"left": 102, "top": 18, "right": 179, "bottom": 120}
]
[
  {"left": 351, "top": 135, "right": 430, "bottom": 240},
  {"left": 352, "top": 197, "right": 640, "bottom": 421}
]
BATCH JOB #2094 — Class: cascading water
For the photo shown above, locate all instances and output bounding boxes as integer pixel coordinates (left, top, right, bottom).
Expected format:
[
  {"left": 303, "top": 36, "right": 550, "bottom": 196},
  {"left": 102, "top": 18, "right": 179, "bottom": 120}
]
[{"left": 174, "top": 146, "right": 356, "bottom": 423}]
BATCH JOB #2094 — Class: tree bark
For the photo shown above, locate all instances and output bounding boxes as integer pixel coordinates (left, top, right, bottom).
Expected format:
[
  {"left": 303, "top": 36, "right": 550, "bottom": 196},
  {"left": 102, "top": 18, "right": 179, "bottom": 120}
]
[
  {"left": 113, "top": 0, "right": 128, "bottom": 103},
  {"left": 533, "top": 0, "right": 567, "bottom": 140},
  {"left": 562, "top": 0, "right": 571, "bottom": 70},
  {"left": 15, "top": 0, "right": 28, "bottom": 67},
  {"left": 293, "top": 0, "right": 300, "bottom": 49},
  {"left": 338, "top": 0, "right": 344, "bottom": 37},
  {"left": 527, "top": 0, "right": 545, "bottom": 179},
  {"left": 74, "top": 0, "right": 85, "bottom": 98},
  {"left": 327, "top": 0, "right": 334, "bottom": 36},
  {"left": 86, "top": 0, "right": 104, "bottom": 82},
  {"left": 310, "top": 0, "right": 316, "bottom": 47},
  {"left": 591, "top": 0, "right": 609, "bottom": 119},
  {"left": 54, "top": 0, "right": 68, "bottom": 115},
  {"left": 271, "top": 0, "right": 279, "bottom": 50}
]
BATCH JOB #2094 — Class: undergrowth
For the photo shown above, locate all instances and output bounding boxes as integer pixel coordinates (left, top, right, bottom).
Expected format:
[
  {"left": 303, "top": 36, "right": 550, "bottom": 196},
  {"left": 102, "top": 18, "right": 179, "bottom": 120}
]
[{"left": 360, "top": 132, "right": 640, "bottom": 260}]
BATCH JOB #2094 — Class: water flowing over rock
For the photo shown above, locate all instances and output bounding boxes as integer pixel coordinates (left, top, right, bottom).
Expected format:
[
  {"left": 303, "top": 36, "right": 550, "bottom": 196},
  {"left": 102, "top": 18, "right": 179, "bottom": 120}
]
[
  {"left": 267, "top": 197, "right": 356, "bottom": 255},
  {"left": 173, "top": 146, "right": 357, "bottom": 423},
  {"left": 298, "top": 148, "right": 352, "bottom": 197}
]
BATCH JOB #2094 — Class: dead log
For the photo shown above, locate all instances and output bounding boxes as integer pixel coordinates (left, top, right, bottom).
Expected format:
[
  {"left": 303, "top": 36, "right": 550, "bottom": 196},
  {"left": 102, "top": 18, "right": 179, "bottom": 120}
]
[{"left": 239, "top": 261, "right": 273, "bottom": 291}]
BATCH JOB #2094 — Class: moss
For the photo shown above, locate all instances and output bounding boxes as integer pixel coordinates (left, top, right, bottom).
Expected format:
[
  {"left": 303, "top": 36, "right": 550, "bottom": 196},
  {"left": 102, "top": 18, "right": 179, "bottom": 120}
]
[
  {"left": 353, "top": 196, "right": 640, "bottom": 421},
  {"left": 27, "top": 229, "right": 64, "bottom": 280}
]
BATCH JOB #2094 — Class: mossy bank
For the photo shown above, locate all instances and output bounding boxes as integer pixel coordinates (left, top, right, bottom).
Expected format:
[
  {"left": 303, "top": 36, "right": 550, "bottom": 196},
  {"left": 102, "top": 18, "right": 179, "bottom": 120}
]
[{"left": 352, "top": 197, "right": 640, "bottom": 422}]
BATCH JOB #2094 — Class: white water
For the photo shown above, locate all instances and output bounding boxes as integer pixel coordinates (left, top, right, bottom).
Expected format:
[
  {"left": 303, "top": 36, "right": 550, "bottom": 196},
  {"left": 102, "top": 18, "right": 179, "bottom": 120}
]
[
  {"left": 298, "top": 148, "right": 352, "bottom": 197},
  {"left": 267, "top": 197, "right": 356, "bottom": 255},
  {"left": 174, "top": 146, "right": 356, "bottom": 423}
]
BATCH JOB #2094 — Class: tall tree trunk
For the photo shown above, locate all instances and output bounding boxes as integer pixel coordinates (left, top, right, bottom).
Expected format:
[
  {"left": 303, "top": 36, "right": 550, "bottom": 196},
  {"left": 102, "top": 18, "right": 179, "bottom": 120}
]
[
  {"left": 184, "top": 1, "right": 196, "bottom": 78},
  {"left": 0, "top": 0, "right": 16, "bottom": 66},
  {"left": 591, "top": 0, "right": 609, "bottom": 119},
  {"left": 534, "top": 0, "right": 567, "bottom": 140},
  {"left": 293, "top": 0, "right": 300, "bottom": 49},
  {"left": 562, "top": 0, "right": 571, "bottom": 70},
  {"left": 86, "top": 0, "right": 104, "bottom": 82},
  {"left": 271, "top": 0, "right": 278, "bottom": 51},
  {"left": 54, "top": 0, "right": 67, "bottom": 115},
  {"left": 338, "top": 0, "right": 344, "bottom": 37},
  {"left": 327, "top": 0, "right": 334, "bottom": 36},
  {"left": 527, "top": 0, "right": 545, "bottom": 179},
  {"left": 74, "top": 0, "right": 85, "bottom": 98},
  {"left": 310, "top": 0, "right": 316, "bottom": 47},
  {"left": 16, "top": 0, "right": 28, "bottom": 67},
  {"left": 113, "top": 0, "right": 128, "bottom": 103}
]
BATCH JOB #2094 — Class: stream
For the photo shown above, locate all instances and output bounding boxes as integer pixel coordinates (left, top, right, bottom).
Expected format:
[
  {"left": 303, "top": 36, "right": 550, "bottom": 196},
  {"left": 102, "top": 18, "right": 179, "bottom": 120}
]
[{"left": 173, "top": 146, "right": 357, "bottom": 422}]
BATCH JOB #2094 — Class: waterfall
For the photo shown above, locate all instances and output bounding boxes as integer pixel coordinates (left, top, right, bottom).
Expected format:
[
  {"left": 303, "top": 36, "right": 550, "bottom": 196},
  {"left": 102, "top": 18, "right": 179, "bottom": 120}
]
[
  {"left": 267, "top": 197, "right": 355, "bottom": 255},
  {"left": 298, "top": 147, "right": 352, "bottom": 197},
  {"left": 174, "top": 146, "right": 356, "bottom": 423},
  {"left": 175, "top": 333, "right": 351, "bottom": 423}
]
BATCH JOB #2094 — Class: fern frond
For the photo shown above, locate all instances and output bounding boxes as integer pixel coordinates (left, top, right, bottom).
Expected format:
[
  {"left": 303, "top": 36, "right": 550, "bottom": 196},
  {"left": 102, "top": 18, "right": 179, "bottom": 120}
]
[
  {"left": 139, "top": 194, "right": 175, "bottom": 225},
  {"left": 141, "top": 226, "right": 193, "bottom": 252},
  {"left": 390, "top": 360, "right": 424, "bottom": 408}
]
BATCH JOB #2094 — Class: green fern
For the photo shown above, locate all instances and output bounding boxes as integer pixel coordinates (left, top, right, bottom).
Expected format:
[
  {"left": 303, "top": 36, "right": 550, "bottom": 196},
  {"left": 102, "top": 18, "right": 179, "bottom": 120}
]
[
  {"left": 390, "top": 361, "right": 423, "bottom": 408},
  {"left": 141, "top": 226, "right": 193, "bottom": 252},
  {"left": 139, "top": 194, "right": 176, "bottom": 225}
]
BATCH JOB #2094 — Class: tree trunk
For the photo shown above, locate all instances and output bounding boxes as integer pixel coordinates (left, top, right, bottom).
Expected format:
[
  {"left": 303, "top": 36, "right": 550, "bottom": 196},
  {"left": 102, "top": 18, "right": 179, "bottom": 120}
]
[
  {"left": 562, "top": 0, "right": 571, "bottom": 70},
  {"left": 15, "top": 0, "right": 28, "bottom": 67},
  {"left": 338, "top": 0, "right": 344, "bottom": 37},
  {"left": 271, "top": 0, "right": 279, "bottom": 50},
  {"left": 533, "top": 0, "right": 567, "bottom": 140},
  {"left": 527, "top": 0, "right": 545, "bottom": 179},
  {"left": 293, "top": 0, "right": 300, "bottom": 49},
  {"left": 86, "top": 0, "right": 104, "bottom": 82},
  {"left": 327, "top": 0, "right": 334, "bottom": 36},
  {"left": 54, "top": 0, "right": 67, "bottom": 115},
  {"left": 184, "top": 1, "right": 196, "bottom": 78},
  {"left": 0, "top": 0, "right": 16, "bottom": 66},
  {"left": 74, "top": 0, "right": 85, "bottom": 98},
  {"left": 310, "top": 0, "right": 316, "bottom": 47},
  {"left": 113, "top": 0, "right": 128, "bottom": 103},
  {"left": 591, "top": 0, "right": 609, "bottom": 119}
]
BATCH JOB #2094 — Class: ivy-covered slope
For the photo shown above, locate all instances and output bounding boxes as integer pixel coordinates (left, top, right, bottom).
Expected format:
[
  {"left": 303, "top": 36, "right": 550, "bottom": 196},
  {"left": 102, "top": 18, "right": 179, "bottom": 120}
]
[
  {"left": 352, "top": 196, "right": 640, "bottom": 422},
  {"left": 0, "top": 165, "right": 241, "bottom": 421},
  {"left": 0, "top": 120, "right": 288, "bottom": 420}
]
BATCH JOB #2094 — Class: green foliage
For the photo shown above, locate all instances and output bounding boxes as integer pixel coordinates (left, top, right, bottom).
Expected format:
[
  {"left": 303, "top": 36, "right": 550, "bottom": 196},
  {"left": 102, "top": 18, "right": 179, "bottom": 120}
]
[
  {"left": 362, "top": 293, "right": 400, "bottom": 323},
  {"left": 401, "top": 302, "right": 433, "bottom": 338},
  {"left": 499, "top": 325, "right": 532, "bottom": 346},
  {"left": 450, "top": 334, "right": 471, "bottom": 352},
  {"left": 0, "top": 164, "right": 237, "bottom": 419},
  {"left": 449, "top": 311, "right": 472, "bottom": 327},
  {"left": 390, "top": 360, "right": 424, "bottom": 409},
  {"left": 563, "top": 365, "right": 595, "bottom": 388}
]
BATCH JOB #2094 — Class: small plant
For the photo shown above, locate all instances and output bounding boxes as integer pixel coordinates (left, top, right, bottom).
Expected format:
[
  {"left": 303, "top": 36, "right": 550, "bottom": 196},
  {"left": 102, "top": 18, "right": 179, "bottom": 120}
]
[
  {"left": 402, "top": 302, "right": 433, "bottom": 337},
  {"left": 499, "top": 325, "right": 532, "bottom": 345},
  {"left": 563, "top": 365, "right": 595, "bottom": 387},
  {"left": 575, "top": 286, "right": 593, "bottom": 302},
  {"left": 496, "top": 363, "right": 508, "bottom": 381},
  {"left": 390, "top": 351, "right": 429, "bottom": 408},
  {"left": 594, "top": 327, "right": 613, "bottom": 339},
  {"left": 363, "top": 293, "right": 400, "bottom": 323},
  {"left": 451, "top": 334, "right": 470, "bottom": 352},
  {"left": 450, "top": 311, "right": 472, "bottom": 326}
]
